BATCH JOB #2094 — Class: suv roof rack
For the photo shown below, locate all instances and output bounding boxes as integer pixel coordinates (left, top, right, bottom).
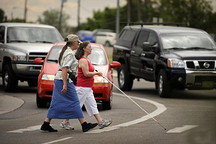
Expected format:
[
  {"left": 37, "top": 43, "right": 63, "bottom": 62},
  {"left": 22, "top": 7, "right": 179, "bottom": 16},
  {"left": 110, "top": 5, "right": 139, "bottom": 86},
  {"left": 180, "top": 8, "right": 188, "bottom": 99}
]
[{"left": 120, "top": 22, "right": 187, "bottom": 27}]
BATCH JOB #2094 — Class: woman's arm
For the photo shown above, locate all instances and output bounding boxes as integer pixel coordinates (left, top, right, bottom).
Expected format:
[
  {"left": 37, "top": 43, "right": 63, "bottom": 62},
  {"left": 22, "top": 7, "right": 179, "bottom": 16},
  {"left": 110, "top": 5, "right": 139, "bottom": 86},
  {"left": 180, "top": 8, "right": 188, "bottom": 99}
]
[
  {"left": 79, "top": 59, "right": 102, "bottom": 77},
  {"left": 61, "top": 67, "right": 68, "bottom": 94}
]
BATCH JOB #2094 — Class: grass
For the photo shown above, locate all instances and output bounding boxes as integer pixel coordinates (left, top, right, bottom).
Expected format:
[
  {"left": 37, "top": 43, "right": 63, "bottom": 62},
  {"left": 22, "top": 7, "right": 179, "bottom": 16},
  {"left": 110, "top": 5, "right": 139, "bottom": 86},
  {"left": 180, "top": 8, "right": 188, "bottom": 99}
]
[{"left": 108, "top": 54, "right": 113, "bottom": 64}]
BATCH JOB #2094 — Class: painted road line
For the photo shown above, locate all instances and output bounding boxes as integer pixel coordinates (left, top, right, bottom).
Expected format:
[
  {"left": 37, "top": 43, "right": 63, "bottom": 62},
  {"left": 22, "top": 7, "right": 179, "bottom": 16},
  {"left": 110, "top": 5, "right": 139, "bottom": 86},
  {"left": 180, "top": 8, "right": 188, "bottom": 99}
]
[
  {"left": 167, "top": 125, "right": 198, "bottom": 133},
  {"left": 7, "top": 125, "right": 41, "bottom": 133},
  {"left": 42, "top": 137, "right": 72, "bottom": 144},
  {"left": 7, "top": 93, "right": 167, "bottom": 134},
  {"left": 87, "top": 92, "right": 167, "bottom": 134}
]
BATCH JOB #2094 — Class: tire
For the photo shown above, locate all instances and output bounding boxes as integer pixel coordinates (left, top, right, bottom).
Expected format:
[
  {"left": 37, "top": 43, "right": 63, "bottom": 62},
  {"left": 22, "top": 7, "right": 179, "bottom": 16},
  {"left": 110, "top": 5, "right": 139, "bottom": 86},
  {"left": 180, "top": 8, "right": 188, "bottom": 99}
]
[
  {"left": 36, "top": 92, "right": 47, "bottom": 108},
  {"left": 102, "top": 100, "right": 111, "bottom": 110},
  {"left": 104, "top": 41, "right": 111, "bottom": 47},
  {"left": 102, "top": 88, "right": 113, "bottom": 110},
  {"left": 28, "top": 80, "right": 37, "bottom": 87},
  {"left": 2, "top": 64, "right": 18, "bottom": 92},
  {"left": 156, "top": 69, "right": 172, "bottom": 98},
  {"left": 118, "top": 64, "right": 133, "bottom": 91}
]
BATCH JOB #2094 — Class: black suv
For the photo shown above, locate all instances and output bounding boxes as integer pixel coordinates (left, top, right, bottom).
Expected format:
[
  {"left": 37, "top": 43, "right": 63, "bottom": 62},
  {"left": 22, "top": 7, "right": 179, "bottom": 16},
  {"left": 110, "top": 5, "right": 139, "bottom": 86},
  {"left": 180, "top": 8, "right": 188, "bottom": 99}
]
[{"left": 113, "top": 24, "right": 216, "bottom": 97}]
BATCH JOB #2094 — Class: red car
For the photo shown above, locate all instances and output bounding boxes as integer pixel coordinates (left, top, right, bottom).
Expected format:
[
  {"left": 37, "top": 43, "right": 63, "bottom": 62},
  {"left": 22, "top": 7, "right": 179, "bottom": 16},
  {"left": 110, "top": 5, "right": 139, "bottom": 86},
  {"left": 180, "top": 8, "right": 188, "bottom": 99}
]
[{"left": 34, "top": 42, "right": 121, "bottom": 110}]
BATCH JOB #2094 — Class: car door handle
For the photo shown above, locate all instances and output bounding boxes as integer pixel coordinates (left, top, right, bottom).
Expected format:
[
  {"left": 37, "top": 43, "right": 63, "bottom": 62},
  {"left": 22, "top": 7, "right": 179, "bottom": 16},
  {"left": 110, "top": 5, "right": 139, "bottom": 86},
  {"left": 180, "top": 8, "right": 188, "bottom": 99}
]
[
  {"left": 131, "top": 50, "right": 135, "bottom": 54},
  {"left": 141, "top": 53, "right": 145, "bottom": 57}
]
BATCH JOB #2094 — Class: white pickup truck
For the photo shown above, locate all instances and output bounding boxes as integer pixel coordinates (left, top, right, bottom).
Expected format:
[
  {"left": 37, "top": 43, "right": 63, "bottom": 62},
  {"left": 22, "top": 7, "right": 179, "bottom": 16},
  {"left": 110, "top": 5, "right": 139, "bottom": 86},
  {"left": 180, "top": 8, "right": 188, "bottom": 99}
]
[{"left": 0, "top": 23, "right": 63, "bottom": 92}]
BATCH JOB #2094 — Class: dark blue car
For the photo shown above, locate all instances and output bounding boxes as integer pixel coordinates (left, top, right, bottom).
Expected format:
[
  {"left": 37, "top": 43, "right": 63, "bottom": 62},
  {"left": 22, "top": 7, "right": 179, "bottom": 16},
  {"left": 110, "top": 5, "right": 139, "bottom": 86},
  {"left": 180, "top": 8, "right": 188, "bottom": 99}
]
[{"left": 77, "top": 30, "right": 95, "bottom": 43}]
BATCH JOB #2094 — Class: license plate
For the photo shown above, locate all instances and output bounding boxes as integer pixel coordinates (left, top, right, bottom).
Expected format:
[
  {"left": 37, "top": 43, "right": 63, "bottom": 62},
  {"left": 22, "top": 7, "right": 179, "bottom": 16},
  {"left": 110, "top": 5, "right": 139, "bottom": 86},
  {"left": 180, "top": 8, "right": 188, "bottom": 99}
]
[{"left": 202, "top": 81, "right": 214, "bottom": 88}]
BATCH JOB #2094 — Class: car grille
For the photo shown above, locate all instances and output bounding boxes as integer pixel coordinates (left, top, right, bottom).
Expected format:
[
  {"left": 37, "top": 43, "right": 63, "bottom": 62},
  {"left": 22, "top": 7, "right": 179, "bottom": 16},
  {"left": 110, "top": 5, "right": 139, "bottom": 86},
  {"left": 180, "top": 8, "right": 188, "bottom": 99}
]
[
  {"left": 94, "top": 93, "right": 102, "bottom": 98},
  {"left": 45, "top": 91, "right": 53, "bottom": 96},
  {"left": 28, "top": 52, "right": 47, "bottom": 62},
  {"left": 186, "top": 60, "right": 216, "bottom": 70}
]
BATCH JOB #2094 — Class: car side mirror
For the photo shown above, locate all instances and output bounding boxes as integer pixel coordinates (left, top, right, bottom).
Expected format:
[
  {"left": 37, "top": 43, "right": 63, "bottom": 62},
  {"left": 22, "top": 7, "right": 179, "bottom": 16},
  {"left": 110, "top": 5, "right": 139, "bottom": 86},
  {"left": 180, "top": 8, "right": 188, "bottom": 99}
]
[
  {"left": 110, "top": 61, "right": 121, "bottom": 68},
  {"left": 34, "top": 58, "right": 43, "bottom": 64},
  {"left": 151, "top": 43, "right": 160, "bottom": 54},
  {"left": 142, "top": 42, "right": 150, "bottom": 51}
]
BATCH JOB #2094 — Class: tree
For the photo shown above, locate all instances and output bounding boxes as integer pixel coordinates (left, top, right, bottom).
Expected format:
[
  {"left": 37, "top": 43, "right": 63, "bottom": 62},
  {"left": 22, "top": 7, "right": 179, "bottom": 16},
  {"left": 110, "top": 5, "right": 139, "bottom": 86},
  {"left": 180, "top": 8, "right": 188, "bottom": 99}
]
[
  {"left": 158, "top": 0, "right": 213, "bottom": 30},
  {"left": 80, "top": 7, "right": 116, "bottom": 31},
  {"left": 0, "top": 8, "right": 6, "bottom": 22},
  {"left": 79, "top": 0, "right": 157, "bottom": 32},
  {"left": 37, "top": 9, "right": 70, "bottom": 36},
  {"left": 79, "top": 0, "right": 216, "bottom": 33}
]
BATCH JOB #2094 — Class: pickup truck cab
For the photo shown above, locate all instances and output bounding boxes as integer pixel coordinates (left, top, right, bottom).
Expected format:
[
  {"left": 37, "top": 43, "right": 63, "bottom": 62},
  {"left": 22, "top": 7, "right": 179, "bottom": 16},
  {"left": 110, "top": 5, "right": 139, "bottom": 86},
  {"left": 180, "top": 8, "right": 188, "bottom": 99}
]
[
  {"left": 113, "top": 25, "right": 216, "bottom": 97},
  {"left": 0, "top": 23, "right": 63, "bottom": 92}
]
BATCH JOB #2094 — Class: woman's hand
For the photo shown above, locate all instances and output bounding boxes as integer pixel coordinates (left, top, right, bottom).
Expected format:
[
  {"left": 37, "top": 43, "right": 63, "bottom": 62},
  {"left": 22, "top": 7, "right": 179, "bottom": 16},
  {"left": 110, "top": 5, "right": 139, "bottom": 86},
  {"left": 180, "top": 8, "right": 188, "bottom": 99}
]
[
  {"left": 61, "top": 67, "right": 68, "bottom": 94},
  {"left": 96, "top": 72, "right": 103, "bottom": 76},
  {"left": 61, "top": 84, "right": 67, "bottom": 94}
]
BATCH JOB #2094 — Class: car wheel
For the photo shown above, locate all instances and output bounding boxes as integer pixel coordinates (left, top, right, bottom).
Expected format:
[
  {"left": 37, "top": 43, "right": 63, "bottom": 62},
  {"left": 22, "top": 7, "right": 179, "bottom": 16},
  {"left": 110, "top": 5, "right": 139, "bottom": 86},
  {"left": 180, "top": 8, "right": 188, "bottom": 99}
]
[
  {"left": 2, "top": 64, "right": 18, "bottom": 92},
  {"left": 156, "top": 69, "right": 172, "bottom": 98},
  {"left": 28, "top": 80, "right": 37, "bottom": 87},
  {"left": 118, "top": 64, "right": 133, "bottom": 91},
  {"left": 36, "top": 92, "right": 47, "bottom": 108},
  {"left": 102, "top": 88, "right": 113, "bottom": 110},
  {"left": 104, "top": 41, "right": 111, "bottom": 47}
]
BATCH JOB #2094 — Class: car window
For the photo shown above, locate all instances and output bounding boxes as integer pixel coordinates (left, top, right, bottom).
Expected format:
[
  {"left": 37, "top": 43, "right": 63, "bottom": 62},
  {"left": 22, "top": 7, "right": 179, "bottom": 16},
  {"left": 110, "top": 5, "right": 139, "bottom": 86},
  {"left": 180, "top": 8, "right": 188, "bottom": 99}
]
[
  {"left": 161, "top": 33, "right": 216, "bottom": 50},
  {"left": 78, "top": 31, "right": 93, "bottom": 36},
  {"left": 88, "top": 47, "right": 107, "bottom": 65},
  {"left": 135, "top": 30, "right": 149, "bottom": 47},
  {"left": 47, "top": 46, "right": 63, "bottom": 63},
  {"left": 96, "top": 33, "right": 106, "bottom": 36},
  {"left": 120, "top": 30, "right": 136, "bottom": 42},
  {"left": 147, "top": 32, "right": 158, "bottom": 47},
  {"left": 0, "top": 26, "right": 5, "bottom": 43},
  {"left": 7, "top": 27, "right": 63, "bottom": 43}
]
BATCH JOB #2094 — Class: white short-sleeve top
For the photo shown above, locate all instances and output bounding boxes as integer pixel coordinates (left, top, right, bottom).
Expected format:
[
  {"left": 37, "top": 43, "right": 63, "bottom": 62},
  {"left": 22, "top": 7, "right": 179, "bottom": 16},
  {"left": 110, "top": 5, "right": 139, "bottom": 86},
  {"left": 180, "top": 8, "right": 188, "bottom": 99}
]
[{"left": 55, "top": 47, "right": 78, "bottom": 82}]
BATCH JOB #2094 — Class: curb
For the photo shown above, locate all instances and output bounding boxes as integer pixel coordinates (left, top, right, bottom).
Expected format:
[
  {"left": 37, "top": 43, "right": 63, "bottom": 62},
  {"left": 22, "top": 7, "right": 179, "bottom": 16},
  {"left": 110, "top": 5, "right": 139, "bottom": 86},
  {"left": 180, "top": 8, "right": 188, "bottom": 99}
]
[{"left": 0, "top": 95, "right": 24, "bottom": 115}]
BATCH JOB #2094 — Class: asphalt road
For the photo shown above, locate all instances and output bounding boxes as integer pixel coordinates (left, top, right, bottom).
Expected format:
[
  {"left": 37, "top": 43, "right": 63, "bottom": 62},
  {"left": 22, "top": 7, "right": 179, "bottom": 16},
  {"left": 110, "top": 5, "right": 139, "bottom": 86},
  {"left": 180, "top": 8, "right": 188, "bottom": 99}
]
[{"left": 0, "top": 75, "right": 216, "bottom": 144}]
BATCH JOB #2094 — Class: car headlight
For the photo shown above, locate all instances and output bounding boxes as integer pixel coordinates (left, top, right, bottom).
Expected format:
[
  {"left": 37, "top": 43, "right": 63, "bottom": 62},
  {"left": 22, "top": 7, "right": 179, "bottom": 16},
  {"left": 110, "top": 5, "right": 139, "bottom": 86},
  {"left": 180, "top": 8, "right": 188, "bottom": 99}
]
[
  {"left": 42, "top": 74, "right": 55, "bottom": 81},
  {"left": 12, "top": 55, "right": 27, "bottom": 61},
  {"left": 168, "top": 58, "right": 185, "bottom": 68},
  {"left": 94, "top": 76, "right": 108, "bottom": 83}
]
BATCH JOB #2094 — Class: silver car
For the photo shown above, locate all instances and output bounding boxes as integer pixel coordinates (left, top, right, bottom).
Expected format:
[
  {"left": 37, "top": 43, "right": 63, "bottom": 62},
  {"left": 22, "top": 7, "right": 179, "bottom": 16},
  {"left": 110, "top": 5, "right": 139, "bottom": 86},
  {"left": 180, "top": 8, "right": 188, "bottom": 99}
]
[{"left": 0, "top": 23, "right": 63, "bottom": 92}]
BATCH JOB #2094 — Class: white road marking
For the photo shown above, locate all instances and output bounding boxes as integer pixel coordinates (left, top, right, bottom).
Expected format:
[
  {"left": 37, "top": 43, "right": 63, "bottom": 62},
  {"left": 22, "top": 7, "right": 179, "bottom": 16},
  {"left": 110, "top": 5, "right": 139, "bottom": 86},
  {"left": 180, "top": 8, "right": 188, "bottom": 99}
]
[
  {"left": 167, "top": 125, "right": 198, "bottom": 133},
  {"left": 7, "top": 125, "right": 41, "bottom": 133},
  {"left": 42, "top": 137, "right": 72, "bottom": 144},
  {"left": 87, "top": 92, "right": 167, "bottom": 133},
  {"left": 7, "top": 92, "right": 167, "bottom": 134}
]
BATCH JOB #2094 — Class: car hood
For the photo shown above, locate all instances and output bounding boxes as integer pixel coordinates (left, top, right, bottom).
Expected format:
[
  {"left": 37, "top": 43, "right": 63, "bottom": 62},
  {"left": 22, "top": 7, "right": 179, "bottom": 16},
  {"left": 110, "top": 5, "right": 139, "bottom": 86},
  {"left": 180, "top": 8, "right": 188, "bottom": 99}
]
[
  {"left": 43, "top": 62, "right": 59, "bottom": 75},
  {"left": 42, "top": 63, "right": 110, "bottom": 76},
  {"left": 94, "top": 65, "right": 109, "bottom": 76},
  {"left": 163, "top": 50, "right": 216, "bottom": 60},
  {"left": 7, "top": 43, "right": 53, "bottom": 54}
]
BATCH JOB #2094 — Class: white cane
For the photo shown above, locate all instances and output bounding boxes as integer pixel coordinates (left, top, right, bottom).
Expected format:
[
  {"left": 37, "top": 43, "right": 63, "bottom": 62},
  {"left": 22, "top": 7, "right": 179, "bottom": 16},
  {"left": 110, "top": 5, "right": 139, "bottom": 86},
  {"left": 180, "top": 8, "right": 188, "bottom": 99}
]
[{"left": 96, "top": 70, "right": 167, "bottom": 131}]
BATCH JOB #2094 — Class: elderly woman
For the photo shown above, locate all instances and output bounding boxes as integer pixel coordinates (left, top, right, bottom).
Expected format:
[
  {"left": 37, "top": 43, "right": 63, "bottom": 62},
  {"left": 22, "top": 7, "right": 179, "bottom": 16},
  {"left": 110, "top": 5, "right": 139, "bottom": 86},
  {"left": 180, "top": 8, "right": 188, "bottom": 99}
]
[{"left": 40, "top": 35, "right": 97, "bottom": 133}]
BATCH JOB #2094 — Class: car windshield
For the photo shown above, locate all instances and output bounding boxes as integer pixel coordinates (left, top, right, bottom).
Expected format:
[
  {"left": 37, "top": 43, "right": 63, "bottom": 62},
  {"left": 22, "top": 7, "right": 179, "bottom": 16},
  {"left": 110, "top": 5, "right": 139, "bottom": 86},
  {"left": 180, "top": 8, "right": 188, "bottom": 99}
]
[
  {"left": 78, "top": 31, "right": 93, "bottom": 36},
  {"left": 88, "top": 47, "right": 107, "bottom": 65},
  {"left": 47, "top": 46, "right": 107, "bottom": 65},
  {"left": 161, "top": 33, "right": 216, "bottom": 51},
  {"left": 47, "top": 46, "right": 62, "bottom": 63},
  {"left": 7, "top": 27, "right": 63, "bottom": 43}
]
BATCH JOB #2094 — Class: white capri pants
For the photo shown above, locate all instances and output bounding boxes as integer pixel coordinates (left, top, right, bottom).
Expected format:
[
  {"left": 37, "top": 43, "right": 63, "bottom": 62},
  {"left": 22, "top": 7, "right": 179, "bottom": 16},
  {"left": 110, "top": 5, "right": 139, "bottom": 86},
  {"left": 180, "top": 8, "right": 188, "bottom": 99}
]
[{"left": 75, "top": 86, "right": 99, "bottom": 116}]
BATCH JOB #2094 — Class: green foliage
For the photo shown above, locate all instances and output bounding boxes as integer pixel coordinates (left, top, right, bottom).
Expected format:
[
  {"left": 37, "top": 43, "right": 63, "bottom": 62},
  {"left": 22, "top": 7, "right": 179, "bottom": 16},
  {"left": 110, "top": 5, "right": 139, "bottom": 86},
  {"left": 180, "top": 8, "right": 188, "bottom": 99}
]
[
  {"left": 0, "top": 8, "right": 6, "bottom": 22},
  {"left": 6, "top": 18, "right": 25, "bottom": 23},
  {"left": 79, "top": 0, "right": 216, "bottom": 33},
  {"left": 159, "top": 0, "right": 213, "bottom": 30},
  {"left": 80, "top": 7, "right": 117, "bottom": 31}
]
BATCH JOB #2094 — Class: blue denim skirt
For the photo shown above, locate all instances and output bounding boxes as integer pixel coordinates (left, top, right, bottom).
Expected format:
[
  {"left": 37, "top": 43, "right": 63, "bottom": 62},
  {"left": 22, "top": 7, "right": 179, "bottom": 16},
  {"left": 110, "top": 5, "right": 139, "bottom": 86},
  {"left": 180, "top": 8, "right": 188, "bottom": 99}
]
[{"left": 47, "top": 79, "right": 84, "bottom": 119}]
